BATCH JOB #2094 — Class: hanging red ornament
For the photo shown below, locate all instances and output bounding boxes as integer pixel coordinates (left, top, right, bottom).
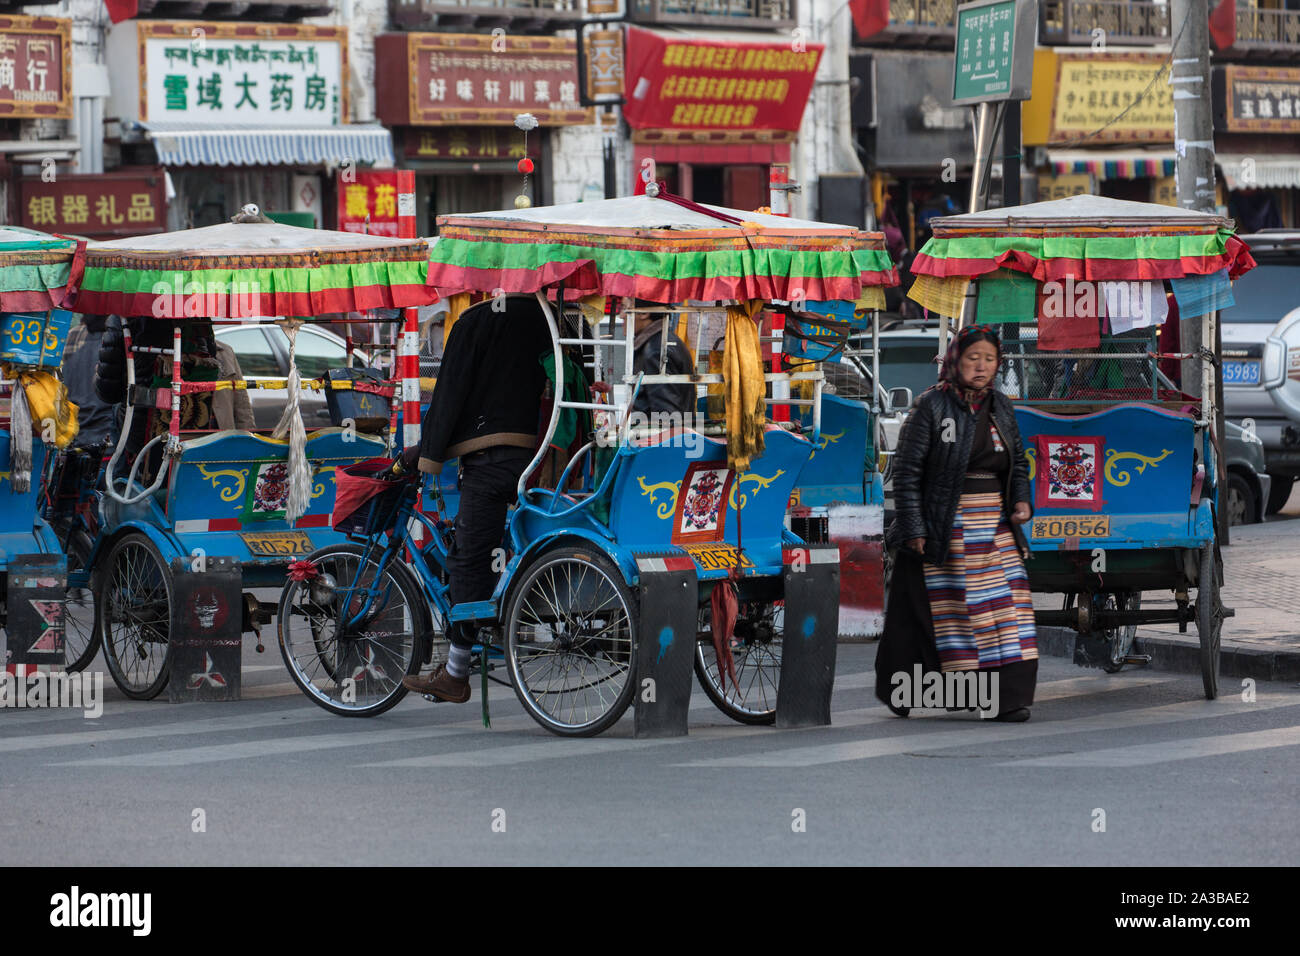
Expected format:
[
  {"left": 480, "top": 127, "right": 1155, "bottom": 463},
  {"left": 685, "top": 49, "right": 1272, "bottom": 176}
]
[{"left": 517, "top": 158, "right": 534, "bottom": 174}]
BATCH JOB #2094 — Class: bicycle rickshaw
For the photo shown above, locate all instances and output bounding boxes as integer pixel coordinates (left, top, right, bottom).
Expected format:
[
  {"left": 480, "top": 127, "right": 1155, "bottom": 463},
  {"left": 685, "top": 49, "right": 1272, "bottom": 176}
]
[
  {"left": 907, "top": 194, "right": 1256, "bottom": 698},
  {"left": 65, "top": 209, "right": 436, "bottom": 699},
  {"left": 276, "top": 192, "right": 897, "bottom": 736},
  {"left": 0, "top": 226, "right": 83, "bottom": 673}
]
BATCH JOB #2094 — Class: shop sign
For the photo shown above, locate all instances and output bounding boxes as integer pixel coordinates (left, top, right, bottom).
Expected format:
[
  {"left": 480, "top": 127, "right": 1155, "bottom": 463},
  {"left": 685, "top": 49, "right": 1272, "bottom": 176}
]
[
  {"left": 1218, "top": 66, "right": 1300, "bottom": 134},
  {"left": 375, "top": 33, "right": 591, "bottom": 127},
  {"left": 19, "top": 169, "right": 167, "bottom": 238},
  {"left": 1151, "top": 176, "right": 1178, "bottom": 207},
  {"left": 127, "top": 21, "right": 347, "bottom": 126},
  {"left": 337, "top": 169, "right": 415, "bottom": 238},
  {"left": 621, "top": 26, "right": 822, "bottom": 132},
  {"left": 0, "top": 15, "right": 71, "bottom": 119},
  {"left": 404, "top": 127, "right": 539, "bottom": 161},
  {"left": 1037, "top": 172, "right": 1094, "bottom": 201},
  {"left": 1051, "top": 53, "right": 1173, "bottom": 143}
]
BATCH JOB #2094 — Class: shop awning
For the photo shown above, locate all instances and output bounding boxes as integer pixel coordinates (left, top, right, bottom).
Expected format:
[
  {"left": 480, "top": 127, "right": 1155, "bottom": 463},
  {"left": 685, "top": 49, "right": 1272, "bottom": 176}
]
[
  {"left": 137, "top": 122, "right": 394, "bottom": 168},
  {"left": 1216, "top": 153, "right": 1300, "bottom": 191},
  {"left": 1049, "top": 149, "right": 1177, "bottom": 180}
]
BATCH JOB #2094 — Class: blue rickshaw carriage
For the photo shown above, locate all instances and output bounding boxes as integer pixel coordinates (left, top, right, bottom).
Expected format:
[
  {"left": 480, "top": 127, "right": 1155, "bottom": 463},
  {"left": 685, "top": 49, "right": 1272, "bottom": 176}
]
[
  {"left": 68, "top": 210, "right": 435, "bottom": 699},
  {"left": 0, "top": 226, "right": 84, "bottom": 673},
  {"left": 907, "top": 195, "right": 1258, "bottom": 699},
  {"left": 275, "top": 193, "right": 896, "bottom": 736}
]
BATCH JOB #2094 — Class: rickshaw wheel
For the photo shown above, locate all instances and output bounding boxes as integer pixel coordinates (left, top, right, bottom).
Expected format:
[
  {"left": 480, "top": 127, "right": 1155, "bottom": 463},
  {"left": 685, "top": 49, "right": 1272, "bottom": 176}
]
[
  {"left": 1099, "top": 592, "right": 1141, "bottom": 674},
  {"left": 277, "top": 543, "right": 424, "bottom": 718},
  {"left": 1197, "top": 544, "right": 1222, "bottom": 700},
  {"left": 98, "top": 532, "right": 172, "bottom": 700},
  {"left": 63, "top": 528, "right": 102, "bottom": 673},
  {"left": 694, "top": 603, "right": 782, "bottom": 725},
  {"left": 504, "top": 546, "right": 637, "bottom": 737}
]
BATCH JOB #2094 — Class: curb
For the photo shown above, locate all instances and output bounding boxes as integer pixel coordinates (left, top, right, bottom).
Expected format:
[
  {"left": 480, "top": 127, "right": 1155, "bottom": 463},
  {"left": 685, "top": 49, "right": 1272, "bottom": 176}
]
[{"left": 1035, "top": 626, "right": 1300, "bottom": 683}]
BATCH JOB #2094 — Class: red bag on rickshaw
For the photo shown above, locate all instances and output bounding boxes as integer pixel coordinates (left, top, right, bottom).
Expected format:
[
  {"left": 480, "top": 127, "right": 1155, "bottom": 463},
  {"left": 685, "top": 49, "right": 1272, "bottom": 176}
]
[{"left": 331, "top": 458, "right": 413, "bottom": 536}]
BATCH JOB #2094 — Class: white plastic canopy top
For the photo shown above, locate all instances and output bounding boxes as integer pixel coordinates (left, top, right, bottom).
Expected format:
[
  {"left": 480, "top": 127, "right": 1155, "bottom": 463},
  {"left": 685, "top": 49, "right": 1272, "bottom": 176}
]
[
  {"left": 932, "top": 194, "right": 1232, "bottom": 231},
  {"left": 87, "top": 220, "right": 425, "bottom": 255}
]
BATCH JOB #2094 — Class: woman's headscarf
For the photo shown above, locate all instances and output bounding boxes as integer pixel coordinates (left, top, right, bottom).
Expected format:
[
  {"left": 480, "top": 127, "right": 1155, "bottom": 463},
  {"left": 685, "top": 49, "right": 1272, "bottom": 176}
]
[{"left": 937, "top": 324, "right": 1002, "bottom": 411}]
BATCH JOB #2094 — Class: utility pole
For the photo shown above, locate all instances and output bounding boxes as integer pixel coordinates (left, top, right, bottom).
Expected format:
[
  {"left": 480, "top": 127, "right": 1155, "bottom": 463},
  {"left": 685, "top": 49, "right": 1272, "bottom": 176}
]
[{"left": 1169, "top": 0, "right": 1227, "bottom": 540}]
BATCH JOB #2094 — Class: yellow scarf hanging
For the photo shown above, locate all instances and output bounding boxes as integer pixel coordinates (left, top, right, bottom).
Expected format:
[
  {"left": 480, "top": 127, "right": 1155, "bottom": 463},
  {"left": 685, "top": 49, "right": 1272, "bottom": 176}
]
[
  {"left": 6, "top": 365, "right": 79, "bottom": 448},
  {"left": 722, "top": 299, "right": 766, "bottom": 473}
]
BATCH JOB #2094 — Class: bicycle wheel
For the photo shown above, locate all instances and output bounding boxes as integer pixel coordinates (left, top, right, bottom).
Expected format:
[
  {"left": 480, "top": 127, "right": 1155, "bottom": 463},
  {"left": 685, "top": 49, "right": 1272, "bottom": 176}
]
[
  {"left": 98, "top": 532, "right": 172, "bottom": 700},
  {"left": 1098, "top": 591, "right": 1141, "bottom": 674},
  {"left": 1197, "top": 544, "right": 1222, "bottom": 700},
  {"left": 63, "top": 527, "right": 102, "bottom": 673},
  {"left": 694, "top": 602, "right": 782, "bottom": 725},
  {"left": 504, "top": 546, "right": 637, "bottom": 737},
  {"left": 278, "top": 542, "right": 424, "bottom": 717}
]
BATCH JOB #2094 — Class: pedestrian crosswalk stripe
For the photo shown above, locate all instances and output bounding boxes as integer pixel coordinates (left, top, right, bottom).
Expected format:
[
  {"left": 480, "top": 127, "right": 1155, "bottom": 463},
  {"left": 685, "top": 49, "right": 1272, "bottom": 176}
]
[
  {"left": 0, "top": 709, "right": 329, "bottom": 754},
  {"left": 1000, "top": 725, "right": 1300, "bottom": 768},
  {"left": 672, "top": 696, "right": 1300, "bottom": 768}
]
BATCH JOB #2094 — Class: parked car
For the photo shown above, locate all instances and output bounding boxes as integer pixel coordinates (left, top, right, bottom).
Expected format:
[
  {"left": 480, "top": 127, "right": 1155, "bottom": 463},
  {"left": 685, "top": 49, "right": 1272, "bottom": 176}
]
[
  {"left": 1222, "top": 420, "right": 1271, "bottom": 526},
  {"left": 215, "top": 324, "right": 371, "bottom": 430},
  {"left": 1222, "top": 231, "right": 1300, "bottom": 513}
]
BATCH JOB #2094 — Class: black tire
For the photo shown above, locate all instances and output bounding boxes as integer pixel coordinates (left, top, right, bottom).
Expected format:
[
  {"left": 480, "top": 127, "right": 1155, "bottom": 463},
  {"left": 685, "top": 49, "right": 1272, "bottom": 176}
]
[
  {"left": 1098, "top": 591, "right": 1141, "bottom": 673},
  {"left": 694, "top": 604, "right": 782, "bottom": 724},
  {"left": 1197, "top": 544, "right": 1222, "bottom": 700},
  {"left": 1224, "top": 472, "right": 1257, "bottom": 527},
  {"left": 98, "top": 532, "right": 172, "bottom": 700},
  {"left": 63, "top": 527, "right": 102, "bottom": 673},
  {"left": 277, "top": 542, "right": 426, "bottom": 717},
  {"left": 503, "top": 545, "right": 637, "bottom": 737},
  {"left": 1265, "top": 475, "right": 1294, "bottom": 515}
]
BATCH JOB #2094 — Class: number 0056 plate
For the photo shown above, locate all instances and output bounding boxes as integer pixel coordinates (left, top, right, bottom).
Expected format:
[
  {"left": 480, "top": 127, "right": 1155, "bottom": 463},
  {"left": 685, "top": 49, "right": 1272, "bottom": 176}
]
[
  {"left": 1031, "top": 516, "right": 1111, "bottom": 539},
  {"left": 240, "top": 531, "right": 314, "bottom": 556},
  {"left": 683, "top": 544, "right": 756, "bottom": 571}
]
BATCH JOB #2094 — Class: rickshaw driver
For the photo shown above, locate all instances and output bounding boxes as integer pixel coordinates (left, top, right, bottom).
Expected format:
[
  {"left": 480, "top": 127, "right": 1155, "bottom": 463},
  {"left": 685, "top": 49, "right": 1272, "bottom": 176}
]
[{"left": 397, "top": 296, "right": 553, "bottom": 703}]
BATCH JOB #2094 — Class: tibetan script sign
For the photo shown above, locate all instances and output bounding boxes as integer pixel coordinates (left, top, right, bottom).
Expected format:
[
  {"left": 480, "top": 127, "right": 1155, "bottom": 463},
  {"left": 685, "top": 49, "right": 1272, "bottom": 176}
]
[
  {"left": 1051, "top": 53, "right": 1174, "bottom": 143},
  {"left": 0, "top": 16, "right": 71, "bottom": 119},
  {"left": 951, "top": 0, "right": 1034, "bottom": 105},
  {"left": 621, "top": 26, "right": 822, "bottom": 132},
  {"left": 125, "top": 21, "right": 347, "bottom": 126},
  {"left": 375, "top": 32, "right": 590, "bottom": 127},
  {"left": 1217, "top": 66, "right": 1300, "bottom": 134},
  {"left": 20, "top": 169, "right": 167, "bottom": 239}
]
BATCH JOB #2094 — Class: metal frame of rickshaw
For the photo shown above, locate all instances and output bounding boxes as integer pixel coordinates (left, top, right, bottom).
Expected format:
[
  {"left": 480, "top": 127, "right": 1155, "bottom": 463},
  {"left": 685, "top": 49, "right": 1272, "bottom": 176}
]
[{"left": 278, "top": 287, "right": 838, "bottom": 734}]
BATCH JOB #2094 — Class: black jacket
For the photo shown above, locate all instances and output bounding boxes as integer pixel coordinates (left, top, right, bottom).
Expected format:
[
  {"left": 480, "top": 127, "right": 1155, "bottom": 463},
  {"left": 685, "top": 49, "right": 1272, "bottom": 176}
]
[
  {"left": 631, "top": 319, "right": 695, "bottom": 417},
  {"left": 417, "top": 295, "right": 552, "bottom": 475},
  {"left": 886, "top": 386, "right": 1033, "bottom": 565}
]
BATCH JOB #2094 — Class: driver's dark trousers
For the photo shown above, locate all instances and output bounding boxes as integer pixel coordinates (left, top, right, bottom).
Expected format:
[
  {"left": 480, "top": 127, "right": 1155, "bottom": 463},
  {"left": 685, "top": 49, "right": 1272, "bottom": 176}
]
[{"left": 446, "top": 445, "right": 534, "bottom": 648}]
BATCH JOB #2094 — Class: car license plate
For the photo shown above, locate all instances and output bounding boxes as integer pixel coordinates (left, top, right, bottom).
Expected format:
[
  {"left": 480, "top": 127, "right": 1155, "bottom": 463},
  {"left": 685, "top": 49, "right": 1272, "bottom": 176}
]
[
  {"left": 1223, "top": 360, "right": 1261, "bottom": 385},
  {"left": 240, "top": 531, "right": 314, "bottom": 557},
  {"left": 1031, "top": 516, "right": 1111, "bottom": 539},
  {"left": 683, "top": 544, "right": 755, "bottom": 571}
]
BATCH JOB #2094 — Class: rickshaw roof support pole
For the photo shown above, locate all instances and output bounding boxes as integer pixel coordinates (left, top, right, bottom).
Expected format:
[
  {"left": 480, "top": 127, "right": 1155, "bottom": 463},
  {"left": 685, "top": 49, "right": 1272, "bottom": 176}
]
[{"left": 519, "top": 291, "right": 568, "bottom": 502}]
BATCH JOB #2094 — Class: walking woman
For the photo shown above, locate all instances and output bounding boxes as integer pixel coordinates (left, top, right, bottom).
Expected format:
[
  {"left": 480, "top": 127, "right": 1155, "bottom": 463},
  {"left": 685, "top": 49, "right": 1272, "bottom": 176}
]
[{"left": 876, "top": 325, "right": 1039, "bottom": 721}]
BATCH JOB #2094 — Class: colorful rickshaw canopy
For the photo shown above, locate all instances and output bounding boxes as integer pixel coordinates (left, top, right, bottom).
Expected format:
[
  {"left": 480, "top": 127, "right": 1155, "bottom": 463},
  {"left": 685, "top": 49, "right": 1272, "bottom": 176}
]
[
  {"left": 427, "top": 194, "right": 899, "bottom": 303},
  {"left": 77, "top": 219, "right": 436, "bottom": 318},
  {"left": 912, "top": 195, "right": 1257, "bottom": 282},
  {"left": 0, "top": 225, "right": 84, "bottom": 313}
]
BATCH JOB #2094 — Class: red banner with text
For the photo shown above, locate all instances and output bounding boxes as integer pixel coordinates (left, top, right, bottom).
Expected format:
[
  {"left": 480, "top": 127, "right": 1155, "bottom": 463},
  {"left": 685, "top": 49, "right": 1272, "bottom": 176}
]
[{"left": 336, "top": 170, "right": 416, "bottom": 238}]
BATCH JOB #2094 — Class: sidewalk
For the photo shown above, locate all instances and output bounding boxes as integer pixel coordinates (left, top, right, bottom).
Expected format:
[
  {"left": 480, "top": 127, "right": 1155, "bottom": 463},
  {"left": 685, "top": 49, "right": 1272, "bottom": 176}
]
[{"left": 1034, "top": 489, "right": 1300, "bottom": 682}]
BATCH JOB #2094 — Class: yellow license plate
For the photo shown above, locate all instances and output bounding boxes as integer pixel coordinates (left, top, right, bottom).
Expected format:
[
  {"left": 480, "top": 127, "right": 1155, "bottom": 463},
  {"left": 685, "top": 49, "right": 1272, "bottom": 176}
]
[
  {"left": 1030, "top": 515, "right": 1111, "bottom": 539},
  {"left": 683, "top": 544, "right": 755, "bottom": 571},
  {"left": 240, "top": 531, "right": 315, "bottom": 557}
]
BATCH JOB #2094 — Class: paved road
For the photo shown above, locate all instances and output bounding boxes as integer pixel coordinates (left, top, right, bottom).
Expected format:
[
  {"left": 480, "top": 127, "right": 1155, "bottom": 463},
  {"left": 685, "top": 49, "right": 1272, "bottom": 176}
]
[{"left": 2, "top": 647, "right": 1296, "bottom": 866}]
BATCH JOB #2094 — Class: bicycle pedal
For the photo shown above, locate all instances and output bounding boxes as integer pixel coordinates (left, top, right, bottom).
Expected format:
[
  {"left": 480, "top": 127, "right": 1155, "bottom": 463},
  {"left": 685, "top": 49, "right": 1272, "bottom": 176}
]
[
  {"left": 1122, "top": 654, "right": 1152, "bottom": 665},
  {"left": 420, "top": 693, "right": 448, "bottom": 704}
]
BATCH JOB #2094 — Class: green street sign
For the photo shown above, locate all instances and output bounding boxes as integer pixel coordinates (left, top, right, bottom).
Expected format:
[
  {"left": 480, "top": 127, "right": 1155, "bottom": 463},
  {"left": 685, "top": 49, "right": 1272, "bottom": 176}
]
[{"left": 952, "top": 0, "right": 1036, "bottom": 106}]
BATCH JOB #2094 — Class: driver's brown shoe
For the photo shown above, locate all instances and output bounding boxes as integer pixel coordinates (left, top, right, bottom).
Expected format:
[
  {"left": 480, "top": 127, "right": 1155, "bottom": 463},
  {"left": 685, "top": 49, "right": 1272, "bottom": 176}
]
[{"left": 402, "top": 664, "right": 470, "bottom": 703}]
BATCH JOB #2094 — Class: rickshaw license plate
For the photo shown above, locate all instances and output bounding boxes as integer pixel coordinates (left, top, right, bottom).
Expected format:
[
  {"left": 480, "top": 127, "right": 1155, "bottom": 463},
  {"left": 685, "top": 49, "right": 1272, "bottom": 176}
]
[
  {"left": 240, "top": 531, "right": 314, "bottom": 556},
  {"left": 1031, "top": 516, "right": 1111, "bottom": 539},
  {"left": 683, "top": 544, "right": 755, "bottom": 571}
]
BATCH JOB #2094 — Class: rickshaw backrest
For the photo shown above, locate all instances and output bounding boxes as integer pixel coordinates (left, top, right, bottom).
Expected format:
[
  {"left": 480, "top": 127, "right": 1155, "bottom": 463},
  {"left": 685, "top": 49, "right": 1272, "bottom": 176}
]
[
  {"left": 1014, "top": 403, "right": 1198, "bottom": 516},
  {"left": 0, "top": 430, "right": 49, "bottom": 536},
  {"left": 167, "top": 428, "right": 388, "bottom": 530},
  {"left": 793, "top": 393, "right": 871, "bottom": 496}
]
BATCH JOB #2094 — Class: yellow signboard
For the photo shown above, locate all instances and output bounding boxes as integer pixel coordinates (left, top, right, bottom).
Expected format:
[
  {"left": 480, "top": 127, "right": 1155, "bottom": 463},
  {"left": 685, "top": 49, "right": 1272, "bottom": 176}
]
[
  {"left": 1051, "top": 54, "right": 1174, "bottom": 143},
  {"left": 1037, "top": 173, "right": 1094, "bottom": 201},
  {"left": 1151, "top": 176, "right": 1178, "bottom": 207}
]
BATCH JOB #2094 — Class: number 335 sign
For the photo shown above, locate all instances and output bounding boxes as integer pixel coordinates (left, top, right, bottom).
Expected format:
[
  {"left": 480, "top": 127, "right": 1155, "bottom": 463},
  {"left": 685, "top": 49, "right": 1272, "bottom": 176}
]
[{"left": 0, "top": 309, "right": 72, "bottom": 368}]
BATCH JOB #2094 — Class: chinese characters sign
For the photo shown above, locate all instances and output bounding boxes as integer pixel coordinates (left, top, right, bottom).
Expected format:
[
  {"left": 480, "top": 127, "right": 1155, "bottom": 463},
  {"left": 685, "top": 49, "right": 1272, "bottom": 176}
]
[
  {"left": 375, "top": 33, "right": 590, "bottom": 127},
  {"left": 1218, "top": 66, "right": 1300, "bottom": 133},
  {"left": 136, "top": 22, "right": 346, "bottom": 126},
  {"left": 951, "top": 0, "right": 1034, "bottom": 105},
  {"left": 20, "top": 170, "right": 167, "bottom": 239},
  {"left": 403, "top": 127, "right": 539, "bottom": 161},
  {"left": 337, "top": 170, "right": 415, "bottom": 238},
  {"left": 1037, "top": 173, "right": 1094, "bottom": 201},
  {"left": 1051, "top": 54, "right": 1174, "bottom": 143},
  {"left": 0, "top": 16, "right": 71, "bottom": 119},
  {"left": 621, "top": 26, "right": 822, "bottom": 132}
]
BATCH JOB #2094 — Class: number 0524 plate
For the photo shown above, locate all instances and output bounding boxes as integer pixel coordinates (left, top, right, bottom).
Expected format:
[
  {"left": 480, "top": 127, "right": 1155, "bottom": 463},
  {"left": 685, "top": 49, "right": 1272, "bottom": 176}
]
[{"left": 1030, "top": 515, "right": 1111, "bottom": 539}]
